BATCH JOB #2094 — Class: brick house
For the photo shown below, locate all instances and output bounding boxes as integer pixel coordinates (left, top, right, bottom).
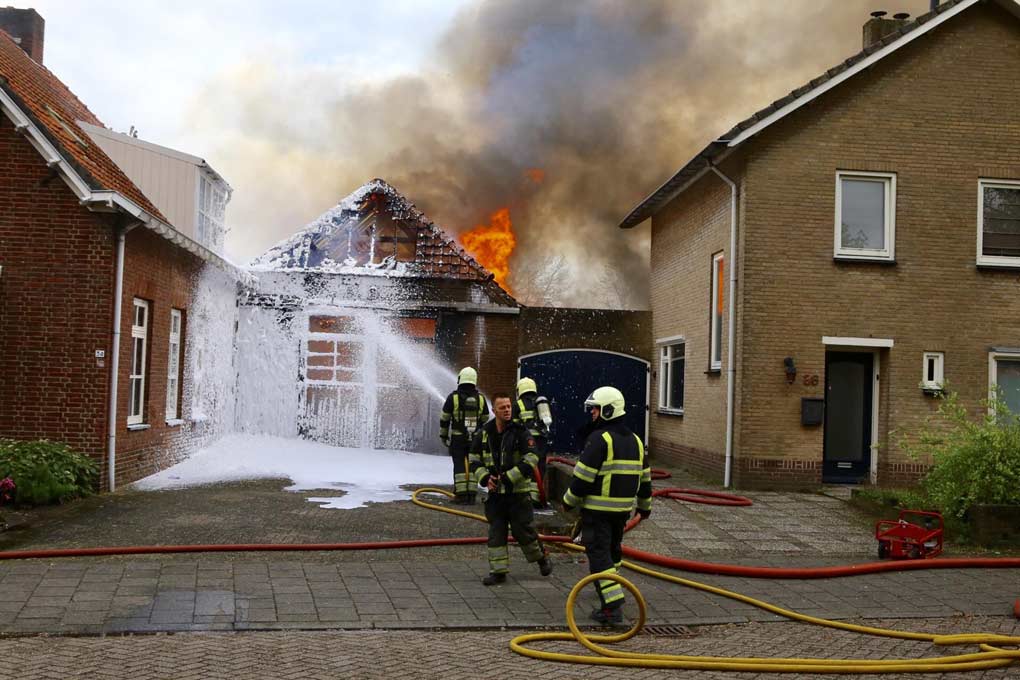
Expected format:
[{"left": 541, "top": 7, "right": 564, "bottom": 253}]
[
  {"left": 0, "top": 8, "right": 242, "bottom": 490},
  {"left": 620, "top": 0, "right": 1020, "bottom": 489},
  {"left": 241, "top": 178, "right": 521, "bottom": 453}
]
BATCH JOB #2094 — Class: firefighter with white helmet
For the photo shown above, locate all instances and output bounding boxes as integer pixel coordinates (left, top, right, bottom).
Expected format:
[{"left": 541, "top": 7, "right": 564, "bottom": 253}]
[
  {"left": 512, "top": 376, "right": 553, "bottom": 508},
  {"left": 440, "top": 367, "right": 489, "bottom": 504},
  {"left": 562, "top": 385, "right": 651, "bottom": 624}
]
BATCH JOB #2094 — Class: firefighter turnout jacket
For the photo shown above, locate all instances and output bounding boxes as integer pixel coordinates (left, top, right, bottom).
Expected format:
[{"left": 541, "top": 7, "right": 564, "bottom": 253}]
[
  {"left": 563, "top": 420, "right": 652, "bottom": 513},
  {"left": 440, "top": 385, "right": 489, "bottom": 447},
  {"left": 469, "top": 419, "right": 539, "bottom": 494},
  {"left": 512, "top": 394, "right": 547, "bottom": 440}
]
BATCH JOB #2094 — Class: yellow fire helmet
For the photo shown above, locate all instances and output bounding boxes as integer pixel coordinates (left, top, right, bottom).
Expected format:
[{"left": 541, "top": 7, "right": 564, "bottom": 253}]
[
  {"left": 584, "top": 386, "right": 626, "bottom": 420},
  {"left": 516, "top": 377, "right": 537, "bottom": 397},
  {"left": 457, "top": 367, "right": 478, "bottom": 385}
]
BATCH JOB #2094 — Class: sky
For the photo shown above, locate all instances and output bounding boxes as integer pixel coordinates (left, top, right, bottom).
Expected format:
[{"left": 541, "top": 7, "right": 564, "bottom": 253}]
[
  {"left": 11, "top": 0, "right": 934, "bottom": 307},
  {"left": 133, "top": 433, "right": 452, "bottom": 509}
]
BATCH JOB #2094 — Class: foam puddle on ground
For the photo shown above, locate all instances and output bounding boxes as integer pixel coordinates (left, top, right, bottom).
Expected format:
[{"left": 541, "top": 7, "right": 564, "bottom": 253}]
[{"left": 133, "top": 433, "right": 450, "bottom": 509}]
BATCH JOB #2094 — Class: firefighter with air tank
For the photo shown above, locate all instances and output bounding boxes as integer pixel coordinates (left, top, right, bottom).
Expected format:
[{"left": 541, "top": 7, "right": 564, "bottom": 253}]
[
  {"left": 511, "top": 376, "right": 554, "bottom": 508},
  {"left": 439, "top": 367, "right": 489, "bottom": 504}
]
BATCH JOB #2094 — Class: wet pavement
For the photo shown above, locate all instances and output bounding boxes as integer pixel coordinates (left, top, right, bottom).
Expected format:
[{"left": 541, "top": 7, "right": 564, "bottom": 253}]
[{"left": 1, "top": 465, "right": 1018, "bottom": 678}]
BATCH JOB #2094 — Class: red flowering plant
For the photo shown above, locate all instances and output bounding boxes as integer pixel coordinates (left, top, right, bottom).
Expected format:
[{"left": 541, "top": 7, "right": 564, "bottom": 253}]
[
  {"left": 0, "top": 477, "right": 14, "bottom": 504},
  {"left": 0, "top": 476, "right": 12, "bottom": 530}
]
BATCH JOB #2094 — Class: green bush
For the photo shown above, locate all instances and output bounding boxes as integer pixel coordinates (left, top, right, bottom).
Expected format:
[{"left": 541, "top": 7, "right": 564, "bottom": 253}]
[
  {"left": 900, "top": 389, "right": 1020, "bottom": 520},
  {"left": 0, "top": 439, "right": 99, "bottom": 506}
]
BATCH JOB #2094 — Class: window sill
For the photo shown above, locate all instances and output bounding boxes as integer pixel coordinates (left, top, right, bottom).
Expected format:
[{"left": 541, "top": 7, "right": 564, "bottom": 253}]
[
  {"left": 657, "top": 408, "right": 684, "bottom": 417},
  {"left": 976, "top": 260, "right": 1020, "bottom": 270},
  {"left": 833, "top": 256, "right": 897, "bottom": 266},
  {"left": 126, "top": 423, "right": 150, "bottom": 431},
  {"left": 165, "top": 419, "right": 185, "bottom": 427},
  {"left": 705, "top": 367, "right": 721, "bottom": 376}
]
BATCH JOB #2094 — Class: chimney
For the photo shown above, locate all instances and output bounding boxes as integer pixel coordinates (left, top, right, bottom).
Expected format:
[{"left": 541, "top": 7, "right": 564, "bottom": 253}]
[
  {"left": 862, "top": 10, "right": 910, "bottom": 49},
  {"left": 0, "top": 7, "right": 45, "bottom": 64}
]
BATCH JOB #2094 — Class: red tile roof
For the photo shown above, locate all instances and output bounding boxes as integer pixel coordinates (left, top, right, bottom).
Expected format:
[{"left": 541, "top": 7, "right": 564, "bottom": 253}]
[{"left": 0, "top": 29, "right": 165, "bottom": 221}]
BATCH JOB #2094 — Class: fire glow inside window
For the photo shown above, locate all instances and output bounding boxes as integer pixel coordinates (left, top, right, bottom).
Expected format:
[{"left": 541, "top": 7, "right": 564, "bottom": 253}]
[
  {"left": 710, "top": 252, "right": 724, "bottom": 370},
  {"left": 658, "top": 340, "right": 685, "bottom": 414},
  {"left": 128, "top": 299, "right": 149, "bottom": 425}
]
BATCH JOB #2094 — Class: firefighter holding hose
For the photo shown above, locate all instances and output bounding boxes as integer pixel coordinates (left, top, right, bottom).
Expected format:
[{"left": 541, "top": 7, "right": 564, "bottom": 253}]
[
  {"left": 562, "top": 386, "right": 652, "bottom": 624},
  {"left": 440, "top": 367, "right": 489, "bottom": 504}
]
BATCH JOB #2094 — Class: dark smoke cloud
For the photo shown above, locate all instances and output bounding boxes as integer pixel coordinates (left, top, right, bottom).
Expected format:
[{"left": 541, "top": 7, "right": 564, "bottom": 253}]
[{"left": 188, "top": 0, "right": 929, "bottom": 308}]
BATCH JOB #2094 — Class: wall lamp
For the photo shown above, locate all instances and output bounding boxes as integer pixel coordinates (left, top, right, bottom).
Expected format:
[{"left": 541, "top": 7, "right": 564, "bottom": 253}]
[{"left": 784, "top": 357, "right": 797, "bottom": 384}]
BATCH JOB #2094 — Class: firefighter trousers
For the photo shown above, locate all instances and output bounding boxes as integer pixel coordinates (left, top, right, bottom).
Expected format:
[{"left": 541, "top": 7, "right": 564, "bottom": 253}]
[
  {"left": 483, "top": 493, "right": 544, "bottom": 574},
  {"left": 581, "top": 509, "right": 628, "bottom": 608},
  {"left": 448, "top": 440, "right": 472, "bottom": 498}
]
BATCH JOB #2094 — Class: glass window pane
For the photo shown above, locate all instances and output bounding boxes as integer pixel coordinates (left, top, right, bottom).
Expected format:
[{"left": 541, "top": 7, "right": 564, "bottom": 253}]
[
  {"left": 132, "top": 338, "right": 143, "bottom": 373},
  {"left": 983, "top": 186, "right": 1020, "bottom": 258},
  {"left": 670, "top": 355, "right": 685, "bottom": 409},
  {"left": 130, "top": 378, "right": 141, "bottom": 416},
  {"left": 996, "top": 359, "right": 1020, "bottom": 415},
  {"left": 841, "top": 179, "right": 886, "bottom": 250}
]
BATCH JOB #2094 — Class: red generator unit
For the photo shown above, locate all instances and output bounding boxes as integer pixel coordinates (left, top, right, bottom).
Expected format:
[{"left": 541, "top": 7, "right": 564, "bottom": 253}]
[{"left": 876, "top": 510, "right": 944, "bottom": 559}]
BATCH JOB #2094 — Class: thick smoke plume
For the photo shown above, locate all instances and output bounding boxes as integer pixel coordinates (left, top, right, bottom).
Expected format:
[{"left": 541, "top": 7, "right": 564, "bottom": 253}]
[{"left": 188, "top": 0, "right": 929, "bottom": 308}]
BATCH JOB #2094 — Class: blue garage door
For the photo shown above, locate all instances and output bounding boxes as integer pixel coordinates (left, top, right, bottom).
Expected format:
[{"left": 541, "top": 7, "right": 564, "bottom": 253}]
[{"left": 518, "top": 350, "right": 648, "bottom": 455}]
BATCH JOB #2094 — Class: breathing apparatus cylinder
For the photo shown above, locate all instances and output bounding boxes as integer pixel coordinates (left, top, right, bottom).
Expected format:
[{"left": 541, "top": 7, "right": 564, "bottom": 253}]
[
  {"left": 535, "top": 396, "right": 553, "bottom": 431},
  {"left": 463, "top": 395, "right": 480, "bottom": 437}
]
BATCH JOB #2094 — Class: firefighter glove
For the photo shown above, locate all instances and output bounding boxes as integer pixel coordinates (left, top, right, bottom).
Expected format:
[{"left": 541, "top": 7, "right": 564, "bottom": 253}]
[{"left": 636, "top": 508, "right": 651, "bottom": 520}]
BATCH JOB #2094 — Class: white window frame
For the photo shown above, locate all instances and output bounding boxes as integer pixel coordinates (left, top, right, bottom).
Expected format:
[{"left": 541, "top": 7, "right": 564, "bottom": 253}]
[
  {"left": 921, "top": 351, "right": 944, "bottom": 392},
  {"left": 989, "top": 350, "right": 1020, "bottom": 414},
  {"left": 128, "top": 299, "right": 149, "bottom": 425},
  {"left": 977, "top": 179, "right": 1020, "bottom": 268},
  {"left": 657, "top": 338, "right": 685, "bottom": 415},
  {"left": 834, "top": 171, "right": 896, "bottom": 261},
  {"left": 196, "top": 172, "right": 227, "bottom": 251},
  {"left": 166, "top": 309, "right": 183, "bottom": 421},
  {"left": 710, "top": 252, "right": 724, "bottom": 370}
]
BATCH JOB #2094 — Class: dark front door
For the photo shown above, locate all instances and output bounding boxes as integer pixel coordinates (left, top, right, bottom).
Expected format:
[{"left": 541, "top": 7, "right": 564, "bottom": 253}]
[
  {"left": 518, "top": 350, "right": 648, "bottom": 455},
  {"left": 823, "top": 351, "right": 873, "bottom": 483}
]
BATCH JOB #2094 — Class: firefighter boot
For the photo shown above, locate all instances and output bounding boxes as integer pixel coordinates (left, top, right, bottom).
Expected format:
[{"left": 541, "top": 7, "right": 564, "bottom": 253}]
[
  {"left": 482, "top": 572, "right": 507, "bottom": 586},
  {"left": 590, "top": 603, "right": 623, "bottom": 625},
  {"left": 537, "top": 555, "right": 553, "bottom": 577}
]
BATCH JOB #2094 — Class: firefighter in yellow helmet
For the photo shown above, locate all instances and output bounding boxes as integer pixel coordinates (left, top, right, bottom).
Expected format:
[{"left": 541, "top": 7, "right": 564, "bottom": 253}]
[
  {"left": 512, "top": 376, "right": 553, "bottom": 509},
  {"left": 439, "top": 367, "right": 489, "bottom": 504},
  {"left": 562, "top": 386, "right": 651, "bottom": 624}
]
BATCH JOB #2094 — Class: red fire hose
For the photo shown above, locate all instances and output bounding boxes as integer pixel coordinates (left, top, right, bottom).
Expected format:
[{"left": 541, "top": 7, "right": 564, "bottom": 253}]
[
  {"left": 547, "top": 456, "right": 753, "bottom": 507},
  {"left": 2, "top": 485, "right": 1018, "bottom": 583}
]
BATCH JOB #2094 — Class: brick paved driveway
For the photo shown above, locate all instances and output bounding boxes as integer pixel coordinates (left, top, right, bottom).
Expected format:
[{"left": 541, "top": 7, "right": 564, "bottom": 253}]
[{"left": 4, "top": 617, "right": 1019, "bottom": 680}]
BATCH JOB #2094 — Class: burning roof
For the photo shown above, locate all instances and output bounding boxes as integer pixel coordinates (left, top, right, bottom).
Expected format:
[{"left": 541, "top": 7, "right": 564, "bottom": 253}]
[{"left": 251, "top": 179, "right": 515, "bottom": 303}]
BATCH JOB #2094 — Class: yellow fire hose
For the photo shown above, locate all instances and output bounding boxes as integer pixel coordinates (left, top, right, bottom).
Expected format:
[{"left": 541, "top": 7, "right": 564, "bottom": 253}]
[{"left": 412, "top": 487, "right": 1020, "bottom": 674}]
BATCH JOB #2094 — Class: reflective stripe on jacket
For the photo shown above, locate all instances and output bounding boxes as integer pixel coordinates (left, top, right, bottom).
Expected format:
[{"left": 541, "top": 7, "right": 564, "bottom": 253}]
[
  {"left": 563, "top": 423, "right": 652, "bottom": 513},
  {"left": 440, "top": 389, "right": 488, "bottom": 442},
  {"left": 468, "top": 420, "right": 538, "bottom": 494}
]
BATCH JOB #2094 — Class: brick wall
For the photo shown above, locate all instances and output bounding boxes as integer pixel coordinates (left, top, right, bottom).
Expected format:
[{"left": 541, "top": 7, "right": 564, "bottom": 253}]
[
  {"left": 518, "top": 307, "right": 651, "bottom": 361},
  {"left": 648, "top": 168, "right": 738, "bottom": 476},
  {"left": 113, "top": 227, "right": 216, "bottom": 487},
  {"left": 439, "top": 310, "right": 520, "bottom": 398},
  {"left": 0, "top": 114, "right": 114, "bottom": 473}
]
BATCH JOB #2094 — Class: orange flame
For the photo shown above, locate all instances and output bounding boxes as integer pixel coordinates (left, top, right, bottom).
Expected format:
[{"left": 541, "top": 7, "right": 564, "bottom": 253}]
[
  {"left": 460, "top": 207, "right": 516, "bottom": 293},
  {"left": 525, "top": 168, "right": 545, "bottom": 184}
]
